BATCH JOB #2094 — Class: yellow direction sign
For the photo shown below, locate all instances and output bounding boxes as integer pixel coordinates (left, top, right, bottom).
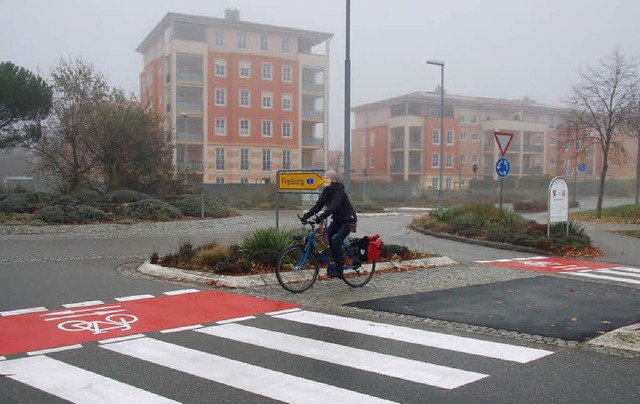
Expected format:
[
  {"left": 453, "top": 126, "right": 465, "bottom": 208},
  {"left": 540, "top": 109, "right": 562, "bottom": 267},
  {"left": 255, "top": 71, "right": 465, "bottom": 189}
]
[{"left": 277, "top": 171, "right": 324, "bottom": 191}]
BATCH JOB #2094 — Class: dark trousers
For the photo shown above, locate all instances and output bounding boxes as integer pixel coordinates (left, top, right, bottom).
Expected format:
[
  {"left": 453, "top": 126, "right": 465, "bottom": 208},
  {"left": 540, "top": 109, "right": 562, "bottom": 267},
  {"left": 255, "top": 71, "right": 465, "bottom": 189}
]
[{"left": 327, "top": 221, "right": 350, "bottom": 270}]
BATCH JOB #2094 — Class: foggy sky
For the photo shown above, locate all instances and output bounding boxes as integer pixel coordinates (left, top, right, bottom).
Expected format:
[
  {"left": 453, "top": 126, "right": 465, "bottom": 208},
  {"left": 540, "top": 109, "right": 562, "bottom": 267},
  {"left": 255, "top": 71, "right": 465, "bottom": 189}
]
[{"left": 1, "top": 0, "right": 639, "bottom": 148}]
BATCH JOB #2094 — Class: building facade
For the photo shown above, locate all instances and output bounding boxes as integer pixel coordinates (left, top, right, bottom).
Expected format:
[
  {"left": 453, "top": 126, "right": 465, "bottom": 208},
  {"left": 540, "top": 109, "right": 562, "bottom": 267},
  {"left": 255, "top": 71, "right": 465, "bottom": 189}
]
[
  {"left": 136, "top": 10, "right": 332, "bottom": 184},
  {"left": 351, "top": 91, "right": 638, "bottom": 190}
]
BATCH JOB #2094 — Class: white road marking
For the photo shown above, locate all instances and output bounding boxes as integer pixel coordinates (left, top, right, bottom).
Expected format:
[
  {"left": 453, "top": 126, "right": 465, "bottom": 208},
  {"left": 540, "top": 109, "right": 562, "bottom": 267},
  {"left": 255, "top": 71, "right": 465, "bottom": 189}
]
[
  {"left": 216, "top": 315, "right": 256, "bottom": 324},
  {"left": 102, "top": 337, "right": 396, "bottom": 404},
  {"left": 565, "top": 271, "right": 640, "bottom": 285},
  {"left": 160, "top": 324, "right": 203, "bottom": 333},
  {"left": 62, "top": 301, "right": 104, "bottom": 308},
  {"left": 115, "top": 294, "right": 154, "bottom": 302},
  {"left": 265, "top": 307, "right": 301, "bottom": 316},
  {"left": 0, "top": 356, "right": 178, "bottom": 403},
  {"left": 198, "top": 323, "right": 487, "bottom": 389},
  {"left": 163, "top": 289, "right": 200, "bottom": 295},
  {"left": 1, "top": 307, "right": 47, "bottom": 317},
  {"left": 27, "top": 344, "right": 83, "bottom": 356},
  {"left": 273, "top": 310, "right": 553, "bottom": 363}
]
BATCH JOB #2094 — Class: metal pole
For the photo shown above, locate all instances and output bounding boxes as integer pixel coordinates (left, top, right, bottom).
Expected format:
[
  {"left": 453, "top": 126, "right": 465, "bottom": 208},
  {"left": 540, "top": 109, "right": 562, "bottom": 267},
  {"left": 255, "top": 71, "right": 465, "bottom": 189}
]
[
  {"left": 344, "top": 0, "right": 351, "bottom": 193},
  {"left": 181, "top": 113, "right": 189, "bottom": 185},
  {"left": 438, "top": 65, "right": 444, "bottom": 208}
]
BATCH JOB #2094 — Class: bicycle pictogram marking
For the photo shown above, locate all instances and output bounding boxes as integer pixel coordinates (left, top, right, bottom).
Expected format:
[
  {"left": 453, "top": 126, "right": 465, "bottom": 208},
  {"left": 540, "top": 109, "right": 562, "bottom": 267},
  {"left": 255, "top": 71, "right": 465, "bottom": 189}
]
[{"left": 40, "top": 305, "right": 139, "bottom": 335}]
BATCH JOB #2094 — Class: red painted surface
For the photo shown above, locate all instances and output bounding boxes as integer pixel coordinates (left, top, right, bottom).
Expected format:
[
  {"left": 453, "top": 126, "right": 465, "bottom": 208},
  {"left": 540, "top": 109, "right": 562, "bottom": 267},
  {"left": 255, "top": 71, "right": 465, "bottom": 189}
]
[
  {"left": 479, "top": 257, "right": 616, "bottom": 273},
  {"left": 0, "top": 290, "right": 297, "bottom": 356}
]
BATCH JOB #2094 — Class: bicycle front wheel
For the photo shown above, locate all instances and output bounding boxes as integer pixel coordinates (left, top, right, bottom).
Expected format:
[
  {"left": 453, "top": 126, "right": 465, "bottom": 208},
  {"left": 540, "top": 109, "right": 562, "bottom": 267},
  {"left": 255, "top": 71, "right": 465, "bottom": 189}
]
[
  {"left": 276, "top": 244, "right": 319, "bottom": 293},
  {"left": 342, "top": 261, "right": 376, "bottom": 288}
]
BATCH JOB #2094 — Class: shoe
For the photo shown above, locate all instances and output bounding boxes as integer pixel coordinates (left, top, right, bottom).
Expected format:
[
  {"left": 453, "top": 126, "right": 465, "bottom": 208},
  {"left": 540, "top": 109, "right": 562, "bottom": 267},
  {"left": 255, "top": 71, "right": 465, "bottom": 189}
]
[
  {"left": 334, "top": 265, "right": 344, "bottom": 279},
  {"left": 327, "top": 268, "right": 339, "bottom": 278}
]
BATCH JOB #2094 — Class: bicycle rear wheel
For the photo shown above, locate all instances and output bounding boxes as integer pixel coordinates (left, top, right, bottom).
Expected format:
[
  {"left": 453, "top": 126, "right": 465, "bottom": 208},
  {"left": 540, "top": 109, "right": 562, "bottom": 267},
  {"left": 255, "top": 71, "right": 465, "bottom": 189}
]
[
  {"left": 342, "top": 260, "right": 376, "bottom": 288},
  {"left": 276, "top": 244, "right": 319, "bottom": 293}
]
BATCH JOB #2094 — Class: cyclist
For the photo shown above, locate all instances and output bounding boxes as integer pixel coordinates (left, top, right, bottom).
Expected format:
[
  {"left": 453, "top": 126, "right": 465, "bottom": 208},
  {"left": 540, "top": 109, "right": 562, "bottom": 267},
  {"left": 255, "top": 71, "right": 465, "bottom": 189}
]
[{"left": 300, "top": 170, "right": 357, "bottom": 278}]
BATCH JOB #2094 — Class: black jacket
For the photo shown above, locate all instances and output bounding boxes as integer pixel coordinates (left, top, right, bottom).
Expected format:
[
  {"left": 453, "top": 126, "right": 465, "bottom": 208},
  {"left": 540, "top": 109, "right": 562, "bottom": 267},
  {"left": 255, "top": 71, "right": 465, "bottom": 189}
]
[{"left": 303, "top": 182, "right": 357, "bottom": 224}]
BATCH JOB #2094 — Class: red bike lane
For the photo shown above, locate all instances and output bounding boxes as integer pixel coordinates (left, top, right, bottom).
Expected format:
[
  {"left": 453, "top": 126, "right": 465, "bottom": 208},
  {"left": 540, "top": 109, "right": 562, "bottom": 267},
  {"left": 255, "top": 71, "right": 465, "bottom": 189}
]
[{"left": 0, "top": 290, "right": 297, "bottom": 356}]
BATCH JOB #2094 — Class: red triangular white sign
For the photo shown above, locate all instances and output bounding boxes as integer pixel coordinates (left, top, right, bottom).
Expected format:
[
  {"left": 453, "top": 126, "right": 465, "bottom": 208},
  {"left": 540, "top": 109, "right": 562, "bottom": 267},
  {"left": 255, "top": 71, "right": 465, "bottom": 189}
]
[{"left": 494, "top": 132, "right": 514, "bottom": 157}]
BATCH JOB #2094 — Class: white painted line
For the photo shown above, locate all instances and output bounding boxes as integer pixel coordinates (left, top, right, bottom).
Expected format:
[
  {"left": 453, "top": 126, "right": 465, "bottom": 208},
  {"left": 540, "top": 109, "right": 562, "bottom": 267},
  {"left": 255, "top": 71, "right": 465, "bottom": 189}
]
[
  {"left": 160, "top": 324, "right": 203, "bottom": 333},
  {"left": 163, "top": 289, "right": 200, "bottom": 296},
  {"left": 0, "top": 356, "right": 5, "bottom": 361},
  {"left": 27, "top": 344, "right": 83, "bottom": 356},
  {"left": 612, "top": 267, "right": 640, "bottom": 274},
  {"left": 62, "top": 300, "right": 104, "bottom": 308},
  {"left": 115, "top": 294, "right": 155, "bottom": 302},
  {"left": 0, "top": 356, "right": 177, "bottom": 403},
  {"left": 274, "top": 311, "right": 553, "bottom": 363},
  {"left": 198, "top": 324, "right": 487, "bottom": 389},
  {"left": 264, "top": 307, "right": 301, "bottom": 316},
  {"left": 216, "top": 315, "right": 256, "bottom": 324},
  {"left": 99, "top": 334, "right": 146, "bottom": 344},
  {"left": 566, "top": 272, "right": 640, "bottom": 285},
  {"left": 1, "top": 307, "right": 47, "bottom": 317},
  {"left": 594, "top": 269, "right": 640, "bottom": 279},
  {"left": 103, "top": 337, "right": 396, "bottom": 404},
  {"left": 513, "top": 256, "right": 547, "bottom": 260}
]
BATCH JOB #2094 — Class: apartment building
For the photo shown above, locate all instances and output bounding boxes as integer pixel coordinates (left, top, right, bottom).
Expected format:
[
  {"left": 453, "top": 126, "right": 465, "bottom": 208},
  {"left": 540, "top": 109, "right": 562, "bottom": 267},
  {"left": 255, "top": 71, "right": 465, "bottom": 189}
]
[
  {"left": 136, "top": 9, "right": 332, "bottom": 184},
  {"left": 352, "top": 91, "right": 638, "bottom": 190}
]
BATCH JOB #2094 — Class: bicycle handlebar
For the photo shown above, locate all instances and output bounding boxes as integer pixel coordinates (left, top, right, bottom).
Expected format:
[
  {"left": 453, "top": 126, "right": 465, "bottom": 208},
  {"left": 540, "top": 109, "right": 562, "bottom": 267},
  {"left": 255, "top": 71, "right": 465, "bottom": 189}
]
[{"left": 297, "top": 213, "right": 323, "bottom": 228}]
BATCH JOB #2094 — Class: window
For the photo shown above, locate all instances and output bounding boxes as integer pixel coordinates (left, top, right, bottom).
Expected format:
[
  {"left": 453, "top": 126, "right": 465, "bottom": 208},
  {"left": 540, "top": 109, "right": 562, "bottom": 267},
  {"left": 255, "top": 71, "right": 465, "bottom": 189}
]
[
  {"left": 446, "top": 178, "right": 453, "bottom": 190},
  {"left": 447, "top": 130, "right": 454, "bottom": 145},
  {"left": 262, "top": 120, "right": 273, "bottom": 137},
  {"left": 369, "top": 132, "right": 375, "bottom": 147},
  {"left": 239, "top": 119, "right": 250, "bottom": 136},
  {"left": 550, "top": 137, "right": 556, "bottom": 146},
  {"left": 216, "top": 177, "right": 225, "bottom": 184},
  {"left": 237, "top": 32, "right": 247, "bottom": 49},
  {"left": 472, "top": 133, "right": 479, "bottom": 141},
  {"left": 536, "top": 135, "right": 542, "bottom": 145},
  {"left": 459, "top": 114, "right": 465, "bottom": 122},
  {"left": 460, "top": 154, "right": 467, "bottom": 165},
  {"left": 471, "top": 115, "right": 477, "bottom": 123},
  {"left": 282, "top": 150, "right": 291, "bottom": 169},
  {"left": 460, "top": 131, "right": 467, "bottom": 141},
  {"left": 215, "top": 148, "right": 225, "bottom": 170},
  {"left": 240, "top": 148, "right": 249, "bottom": 171},
  {"left": 432, "top": 153, "right": 440, "bottom": 168},
  {"left": 432, "top": 177, "right": 439, "bottom": 189},
  {"left": 260, "top": 34, "right": 268, "bottom": 51},
  {"left": 282, "top": 121, "right": 292, "bottom": 138},
  {"left": 215, "top": 88, "right": 226, "bottom": 106},
  {"left": 369, "top": 155, "right": 375, "bottom": 168},
  {"left": 261, "top": 92, "right": 273, "bottom": 109},
  {"left": 432, "top": 129, "right": 441, "bottom": 145},
  {"left": 281, "top": 37, "right": 290, "bottom": 53},
  {"left": 215, "top": 31, "right": 224, "bottom": 46},
  {"left": 281, "top": 94, "right": 292, "bottom": 111},
  {"left": 215, "top": 59, "right": 226, "bottom": 77},
  {"left": 239, "top": 89, "right": 250, "bottom": 107},
  {"left": 446, "top": 153, "right": 453, "bottom": 168},
  {"left": 262, "top": 149, "right": 271, "bottom": 171},
  {"left": 550, "top": 158, "right": 556, "bottom": 166},
  {"left": 282, "top": 65, "right": 292, "bottom": 82},
  {"left": 262, "top": 63, "right": 272, "bottom": 80},
  {"left": 472, "top": 155, "right": 479, "bottom": 164},
  {"left": 215, "top": 118, "right": 226, "bottom": 136},
  {"left": 240, "top": 177, "right": 249, "bottom": 184},
  {"left": 239, "top": 61, "right": 251, "bottom": 78}
]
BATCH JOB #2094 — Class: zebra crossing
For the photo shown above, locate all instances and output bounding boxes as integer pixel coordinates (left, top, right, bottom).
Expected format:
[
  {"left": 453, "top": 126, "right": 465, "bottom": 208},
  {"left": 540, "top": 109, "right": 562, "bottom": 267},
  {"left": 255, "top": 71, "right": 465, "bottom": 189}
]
[
  {"left": 0, "top": 308, "right": 553, "bottom": 403},
  {"left": 563, "top": 266, "right": 640, "bottom": 285}
]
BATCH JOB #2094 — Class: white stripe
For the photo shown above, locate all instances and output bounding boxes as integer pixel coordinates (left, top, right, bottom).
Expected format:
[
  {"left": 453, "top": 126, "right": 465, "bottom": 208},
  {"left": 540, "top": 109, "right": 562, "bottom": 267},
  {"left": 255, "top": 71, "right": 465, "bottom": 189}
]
[
  {"left": 592, "top": 269, "right": 640, "bottom": 279},
  {"left": 160, "top": 324, "right": 203, "bottom": 333},
  {"left": 0, "top": 356, "right": 177, "bottom": 403},
  {"left": 274, "top": 311, "right": 552, "bottom": 363},
  {"left": 611, "top": 266, "right": 640, "bottom": 274},
  {"left": 99, "top": 334, "right": 146, "bottom": 344},
  {"left": 0, "top": 356, "right": 5, "bottom": 361},
  {"left": 163, "top": 289, "right": 199, "bottom": 295},
  {"left": 265, "top": 307, "right": 301, "bottom": 316},
  {"left": 216, "top": 315, "right": 255, "bottom": 324},
  {"left": 63, "top": 300, "right": 104, "bottom": 308},
  {"left": 566, "top": 272, "right": 640, "bottom": 285},
  {"left": 115, "top": 294, "right": 154, "bottom": 301},
  {"left": 1, "top": 307, "right": 47, "bottom": 316},
  {"left": 28, "top": 344, "right": 83, "bottom": 356},
  {"left": 198, "top": 323, "right": 487, "bottom": 389},
  {"left": 103, "top": 337, "right": 396, "bottom": 404}
]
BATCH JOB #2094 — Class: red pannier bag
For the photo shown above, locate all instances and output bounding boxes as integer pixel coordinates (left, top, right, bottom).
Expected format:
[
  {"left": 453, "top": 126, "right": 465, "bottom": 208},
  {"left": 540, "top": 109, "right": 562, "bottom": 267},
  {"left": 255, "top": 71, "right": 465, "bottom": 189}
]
[{"left": 366, "top": 234, "right": 383, "bottom": 262}]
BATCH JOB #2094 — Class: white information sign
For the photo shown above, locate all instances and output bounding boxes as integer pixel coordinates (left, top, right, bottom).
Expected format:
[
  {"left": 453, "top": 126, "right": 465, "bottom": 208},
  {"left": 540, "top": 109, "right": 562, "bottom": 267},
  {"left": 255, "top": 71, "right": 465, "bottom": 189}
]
[{"left": 548, "top": 177, "right": 569, "bottom": 223}]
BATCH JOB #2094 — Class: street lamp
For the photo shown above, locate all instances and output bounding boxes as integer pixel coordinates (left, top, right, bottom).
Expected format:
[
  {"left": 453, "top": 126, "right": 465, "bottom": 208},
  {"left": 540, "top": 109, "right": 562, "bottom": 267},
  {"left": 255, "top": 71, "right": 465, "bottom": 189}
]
[
  {"left": 426, "top": 59, "right": 445, "bottom": 208},
  {"left": 180, "top": 112, "right": 189, "bottom": 185}
]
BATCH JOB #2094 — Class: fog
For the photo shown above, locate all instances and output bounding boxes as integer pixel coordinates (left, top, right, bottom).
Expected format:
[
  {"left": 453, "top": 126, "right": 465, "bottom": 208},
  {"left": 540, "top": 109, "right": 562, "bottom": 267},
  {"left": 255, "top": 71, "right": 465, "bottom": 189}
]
[{"left": 2, "top": 0, "right": 639, "bottom": 148}]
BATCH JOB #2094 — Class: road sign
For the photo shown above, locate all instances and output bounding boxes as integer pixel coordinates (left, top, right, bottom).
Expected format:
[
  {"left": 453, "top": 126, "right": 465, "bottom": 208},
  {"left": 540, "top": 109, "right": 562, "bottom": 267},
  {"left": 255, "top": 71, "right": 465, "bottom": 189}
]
[
  {"left": 277, "top": 171, "right": 324, "bottom": 191},
  {"left": 494, "top": 132, "right": 514, "bottom": 157},
  {"left": 577, "top": 163, "right": 586, "bottom": 173},
  {"left": 496, "top": 157, "right": 510, "bottom": 178}
]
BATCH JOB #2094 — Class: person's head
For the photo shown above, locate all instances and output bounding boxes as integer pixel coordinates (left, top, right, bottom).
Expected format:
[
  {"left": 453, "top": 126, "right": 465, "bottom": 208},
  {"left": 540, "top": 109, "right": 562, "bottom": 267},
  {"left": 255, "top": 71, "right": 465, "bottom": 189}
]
[{"left": 323, "top": 170, "right": 340, "bottom": 186}]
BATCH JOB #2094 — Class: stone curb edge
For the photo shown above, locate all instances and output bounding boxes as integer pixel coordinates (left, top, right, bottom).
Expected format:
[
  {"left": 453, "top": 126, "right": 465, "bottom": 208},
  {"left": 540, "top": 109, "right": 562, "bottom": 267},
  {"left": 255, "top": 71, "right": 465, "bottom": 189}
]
[{"left": 136, "top": 256, "right": 458, "bottom": 288}]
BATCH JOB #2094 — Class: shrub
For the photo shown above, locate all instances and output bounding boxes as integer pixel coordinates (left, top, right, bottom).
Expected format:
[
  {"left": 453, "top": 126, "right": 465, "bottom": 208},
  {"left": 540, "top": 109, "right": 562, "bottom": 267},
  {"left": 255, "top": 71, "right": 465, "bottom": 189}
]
[
  {"left": 34, "top": 204, "right": 108, "bottom": 224},
  {"left": 0, "top": 193, "right": 47, "bottom": 213},
  {"left": 353, "top": 201, "right": 385, "bottom": 213},
  {"left": 198, "top": 244, "right": 229, "bottom": 267},
  {"left": 240, "top": 227, "right": 295, "bottom": 265},
  {"left": 102, "top": 190, "right": 150, "bottom": 204},
  {"left": 165, "top": 195, "right": 237, "bottom": 218},
  {"left": 125, "top": 199, "right": 182, "bottom": 221}
]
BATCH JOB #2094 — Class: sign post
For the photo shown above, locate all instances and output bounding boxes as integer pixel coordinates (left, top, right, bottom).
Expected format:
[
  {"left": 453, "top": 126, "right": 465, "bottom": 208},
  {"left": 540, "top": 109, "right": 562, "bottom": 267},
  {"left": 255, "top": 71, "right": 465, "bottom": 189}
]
[
  {"left": 275, "top": 170, "right": 324, "bottom": 228},
  {"left": 494, "top": 132, "right": 514, "bottom": 214}
]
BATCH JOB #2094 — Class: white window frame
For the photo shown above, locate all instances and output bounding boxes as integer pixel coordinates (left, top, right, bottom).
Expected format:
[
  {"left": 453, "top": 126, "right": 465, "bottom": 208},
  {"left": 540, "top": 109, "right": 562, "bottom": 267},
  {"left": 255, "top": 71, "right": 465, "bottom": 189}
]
[
  {"left": 282, "top": 121, "right": 292, "bottom": 138},
  {"left": 472, "top": 133, "right": 479, "bottom": 142},
  {"left": 239, "top": 61, "right": 251, "bottom": 78},
  {"left": 282, "top": 65, "right": 292, "bottom": 82},
  {"left": 281, "top": 94, "right": 292, "bottom": 111},
  {"left": 282, "top": 150, "right": 291, "bottom": 169},
  {"left": 240, "top": 177, "right": 249, "bottom": 184},
  {"left": 215, "top": 148, "right": 225, "bottom": 171},
  {"left": 215, "top": 31, "right": 224, "bottom": 47},
  {"left": 215, "top": 88, "right": 226, "bottom": 106},
  {"left": 460, "top": 154, "right": 467, "bottom": 165},
  {"left": 460, "top": 131, "right": 467, "bottom": 141},
  {"left": 432, "top": 153, "right": 440, "bottom": 168},
  {"left": 239, "top": 89, "right": 250, "bottom": 107},
  {"left": 446, "top": 153, "right": 453, "bottom": 168},
  {"left": 262, "top": 63, "right": 273, "bottom": 80},
  {"left": 260, "top": 34, "right": 268, "bottom": 51},
  {"left": 432, "top": 129, "right": 441, "bottom": 145},
  {"left": 369, "top": 132, "right": 375, "bottom": 147},
  {"left": 237, "top": 32, "right": 247, "bottom": 49},
  {"left": 240, "top": 148, "right": 250, "bottom": 171},
  {"left": 215, "top": 118, "right": 226, "bottom": 136},
  {"left": 215, "top": 59, "right": 226, "bottom": 77},
  {"left": 262, "top": 120, "right": 273, "bottom": 137},
  {"left": 447, "top": 130, "right": 454, "bottom": 145},
  {"left": 239, "top": 119, "right": 250, "bottom": 137},
  {"left": 261, "top": 92, "right": 273, "bottom": 109},
  {"left": 262, "top": 149, "right": 271, "bottom": 171},
  {"left": 369, "top": 155, "right": 375, "bottom": 168},
  {"left": 281, "top": 37, "right": 290, "bottom": 53}
]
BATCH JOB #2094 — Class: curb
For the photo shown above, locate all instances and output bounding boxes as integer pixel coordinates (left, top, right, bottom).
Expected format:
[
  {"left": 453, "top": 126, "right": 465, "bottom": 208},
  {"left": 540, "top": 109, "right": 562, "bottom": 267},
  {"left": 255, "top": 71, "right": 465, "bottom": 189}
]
[
  {"left": 587, "top": 323, "right": 640, "bottom": 352},
  {"left": 136, "top": 256, "right": 458, "bottom": 288}
]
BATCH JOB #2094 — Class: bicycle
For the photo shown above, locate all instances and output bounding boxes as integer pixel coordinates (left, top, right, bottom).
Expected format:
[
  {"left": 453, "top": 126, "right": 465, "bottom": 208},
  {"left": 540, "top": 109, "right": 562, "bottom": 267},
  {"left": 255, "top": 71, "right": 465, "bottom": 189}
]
[{"left": 275, "top": 215, "right": 376, "bottom": 293}]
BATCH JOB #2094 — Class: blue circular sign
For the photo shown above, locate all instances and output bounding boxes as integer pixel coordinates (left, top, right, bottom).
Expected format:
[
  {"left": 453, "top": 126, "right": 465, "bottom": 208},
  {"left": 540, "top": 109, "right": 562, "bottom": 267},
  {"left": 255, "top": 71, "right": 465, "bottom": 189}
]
[
  {"left": 496, "top": 157, "right": 510, "bottom": 178},
  {"left": 577, "top": 163, "right": 586, "bottom": 173}
]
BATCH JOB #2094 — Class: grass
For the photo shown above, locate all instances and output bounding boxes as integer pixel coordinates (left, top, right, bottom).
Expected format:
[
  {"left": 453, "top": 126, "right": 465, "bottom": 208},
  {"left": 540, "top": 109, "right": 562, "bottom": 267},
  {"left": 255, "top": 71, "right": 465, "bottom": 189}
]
[{"left": 570, "top": 204, "right": 640, "bottom": 224}]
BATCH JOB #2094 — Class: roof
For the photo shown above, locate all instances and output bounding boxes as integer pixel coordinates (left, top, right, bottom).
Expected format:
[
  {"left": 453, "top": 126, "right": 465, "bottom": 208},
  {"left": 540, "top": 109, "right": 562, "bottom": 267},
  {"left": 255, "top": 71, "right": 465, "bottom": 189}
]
[{"left": 137, "top": 12, "right": 333, "bottom": 53}]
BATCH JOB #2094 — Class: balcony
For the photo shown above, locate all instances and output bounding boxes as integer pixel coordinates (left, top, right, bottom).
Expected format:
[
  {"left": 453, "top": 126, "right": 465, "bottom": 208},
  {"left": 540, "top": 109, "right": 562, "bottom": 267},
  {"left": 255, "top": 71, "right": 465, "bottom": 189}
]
[
  {"left": 177, "top": 132, "right": 203, "bottom": 142},
  {"left": 522, "top": 145, "right": 544, "bottom": 153},
  {"left": 302, "top": 109, "right": 324, "bottom": 120},
  {"left": 409, "top": 141, "right": 423, "bottom": 149},
  {"left": 302, "top": 137, "right": 323, "bottom": 147},
  {"left": 176, "top": 71, "right": 203, "bottom": 83},
  {"left": 390, "top": 141, "right": 405, "bottom": 150},
  {"left": 302, "top": 81, "right": 324, "bottom": 92},
  {"left": 408, "top": 164, "right": 422, "bottom": 173},
  {"left": 177, "top": 102, "right": 203, "bottom": 112},
  {"left": 390, "top": 164, "right": 404, "bottom": 173}
]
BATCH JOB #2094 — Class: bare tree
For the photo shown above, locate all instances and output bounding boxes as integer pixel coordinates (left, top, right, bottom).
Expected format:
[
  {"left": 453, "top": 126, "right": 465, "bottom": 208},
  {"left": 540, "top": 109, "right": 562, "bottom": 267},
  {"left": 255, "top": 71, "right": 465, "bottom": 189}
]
[
  {"left": 568, "top": 49, "right": 639, "bottom": 217},
  {"left": 621, "top": 89, "right": 640, "bottom": 205}
]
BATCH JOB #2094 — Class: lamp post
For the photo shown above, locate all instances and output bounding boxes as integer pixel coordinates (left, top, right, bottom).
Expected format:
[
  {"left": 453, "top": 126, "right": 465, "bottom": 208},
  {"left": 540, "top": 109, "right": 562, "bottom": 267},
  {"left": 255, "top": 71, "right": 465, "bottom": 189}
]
[
  {"left": 426, "top": 59, "right": 445, "bottom": 208},
  {"left": 180, "top": 112, "right": 189, "bottom": 185}
]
